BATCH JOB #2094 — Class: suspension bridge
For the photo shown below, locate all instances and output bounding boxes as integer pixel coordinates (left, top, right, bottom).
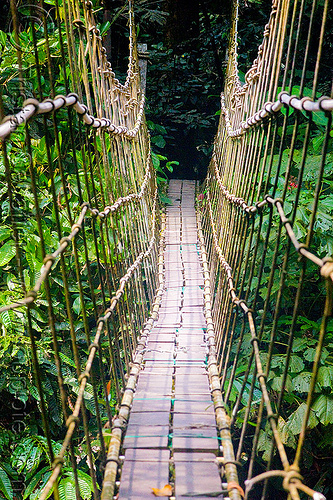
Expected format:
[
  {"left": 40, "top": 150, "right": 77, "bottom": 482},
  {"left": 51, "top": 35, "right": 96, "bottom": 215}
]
[{"left": 0, "top": 0, "right": 332, "bottom": 499}]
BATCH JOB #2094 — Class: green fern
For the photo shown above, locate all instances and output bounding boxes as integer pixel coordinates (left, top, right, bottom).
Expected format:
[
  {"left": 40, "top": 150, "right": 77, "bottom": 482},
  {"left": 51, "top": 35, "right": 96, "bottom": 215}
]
[
  {"left": 77, "top": 470, "right": 95, "bottom": 500},
  {"left": 23, "top": 466, "right": 51, "bottom": 500},
  {"left": 58, "top": 477, "right": 76, "bottom": 500},
  {"left": 28, "top": 470, "right": 53, "bottom": 500},
  {"left": 58, "top": 470, "right": 94, "bottom": 500}
]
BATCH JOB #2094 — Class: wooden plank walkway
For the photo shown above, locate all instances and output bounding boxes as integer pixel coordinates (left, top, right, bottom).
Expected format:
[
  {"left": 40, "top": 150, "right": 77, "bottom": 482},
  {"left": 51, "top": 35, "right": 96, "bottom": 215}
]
[{"left": 118, "top": 180, "right": 223, "bottom": 499}]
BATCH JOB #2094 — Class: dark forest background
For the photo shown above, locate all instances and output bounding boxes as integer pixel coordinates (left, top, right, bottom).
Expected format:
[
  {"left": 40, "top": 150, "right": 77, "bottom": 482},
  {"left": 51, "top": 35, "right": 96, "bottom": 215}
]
[{"left": 101, "top": 0, "right": 272, "bottom": 179}]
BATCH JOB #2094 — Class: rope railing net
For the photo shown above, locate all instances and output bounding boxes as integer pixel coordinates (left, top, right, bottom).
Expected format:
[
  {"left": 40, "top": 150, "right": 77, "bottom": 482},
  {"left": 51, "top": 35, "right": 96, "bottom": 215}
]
[
  {"left": 201, "top": 0, "right": 332, "bottom": 498},
  {"left": 0, "top": 1, "right": 160, "bottom": 498}
]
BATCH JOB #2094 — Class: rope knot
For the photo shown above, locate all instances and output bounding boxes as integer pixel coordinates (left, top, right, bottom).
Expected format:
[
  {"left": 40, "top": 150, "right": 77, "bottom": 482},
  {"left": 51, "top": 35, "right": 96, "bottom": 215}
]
[
  {"left": 321, "top": 259, "right": 333, "bottom": 281},
  {"left": 89, "top": 341, "right": 100, "bottom": 352},
  {"left": 60, "top": 236, "right": 71, "bottom": 246},
  {"left": 73, "top": 19, "right": 85, "bottom": 30},
  {"left": 52, "top": 456, "right": 65, "bottom": 469},
  {"left": 43, "top": 254, "right": 55, "bottom": 265},
  {"left": 66, "top": 415, "right": 80, "bottom": 428},
  {"left": 78, "top": 371, "right": 90, "bottom": 383},
  {"left": 26, "top": 290, "right": 37, "bottom": 301},
  {"left": 23, "top": 98, "right": 40, "bottom": 112},
  {"left": 282, "top": 469, "right": 303, "bottom": 493}
]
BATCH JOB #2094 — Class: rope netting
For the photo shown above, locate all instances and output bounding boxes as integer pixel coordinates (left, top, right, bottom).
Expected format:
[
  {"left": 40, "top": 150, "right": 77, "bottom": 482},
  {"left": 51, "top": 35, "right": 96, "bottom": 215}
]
[
  {"left": 0, "top": 1, "right": 161, "bottom": 498},
  {"left": 201, "top": 0, "right": 332, "bottom": 498}
]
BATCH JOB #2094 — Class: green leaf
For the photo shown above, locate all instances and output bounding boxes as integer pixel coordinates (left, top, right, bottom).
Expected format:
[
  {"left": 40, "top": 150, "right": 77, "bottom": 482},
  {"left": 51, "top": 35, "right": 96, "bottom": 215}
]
[
  {"left": 303, "top": 347, "right": 316, "bottom": 362},
  {"left": 25, "top": 444, "right": 42, "bottom": 474},
  {"left": 317, "top": 366, "right": 333, "bottom": 388},
  {"left": 289, "top": 355, "right": 304, "bottom": 373},
  {"left": 151, "top": 135, "right": 166, "bottom": 148},
  {"left": 11, "top": 438, "right": 35, "bottom": 473},
  {"left": 0, "top": 310, "right": 12, "bottom": 331},
  {"left": 65, "top": 378, "right": 93, "bottom": 400},
  {"left": 0, "top": 227, "right": 11, "bottom": 243},
  {"left": 303, "top": 346, "right": 329, "bottom": 363},
  {"left": 277, "top": 416, "right": 296, "bottom": 448},
  {"left": 257, "top": 429, "right": 272, "bottom": 461},
  {"left": 270, "top": 374, "right": 292, "bottom": 392},
  {"left": 312, "top": 112, "right": 328, "bottom": 128},
  {"left": 312, "top": 394, "right": 333, "bottom": 425},
  {"left": 72, "top": 296, "right": 81, "bottom": 315},
  {"left": 166, "top": 160, "right": 179, "bottom": 172},
  {"left": 58, "top": 477, "right": 76, "bottom": 500},
  {"left": 151, "top": 151, "right": 160, "bottom": 169},
  {"left": 99, "top": 21, "right": 111, "bottom": 37},
  {"left": 287, "top": 402, "right": 319, "bottom": 435},
  {"left": 77, "top": 470, "right": 94, "bottom": 500},
  {"left": 59, "top": 470, "right": 94, "bottom": 500},
  {"left": 0, "top": 240, "right": 16, "bottom": 267},
  {"left": 292, "top": 372, "right": 312, "bottom": 393},
  {"left": 59, "top": 352, "right": 76, "bottom": 369},
  {"left": 23, "top": 466, "right": 50, "bottom": 500},
  {"left": 29, "top": 470, "right": 53, "bottom": 500},
  {"left": 0, "top": 467, "right": 13, "bottom": 500},
  {"left": 0, "top": 31, "right": 7, "bottom": 48}
]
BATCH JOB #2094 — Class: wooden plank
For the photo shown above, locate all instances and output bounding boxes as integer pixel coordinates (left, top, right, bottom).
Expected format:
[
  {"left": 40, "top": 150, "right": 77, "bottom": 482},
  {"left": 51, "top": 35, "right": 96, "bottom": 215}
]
[
  {"left": 135, "top": 374, "right": 173, "bottom": 396},
  {"left": 174, "top": 362, "right": 206, "bottom": 368},
  {"left": 175, "top": 365, "right": 208, "bottom": 375},
  {"left": 144, "top": 360, "right": 175, "bottom": 368},
  {"left": 174, "top": 458, "right": 222, "bottom": 498},
  {"left": 172, "top": 428, "right": 219, "bottom": 451},
  {"left": 182, "top": 315, "right": 206, "bottom": 328},
  {"left": 176, "top": 349, "right": 207, "bottom": 362},
  {"left": 147, "top": 341, "right": 175, "bottom": 350},
  {"left": 145, "top": 343, "right": 175, "bottom": 351},
  {"left": 163, "top": 290, "right": 183, "bottom": 301},
  {"left": 127, "top": 411, "right": 170, "bottom": 427},
  {"left": 131, "top": 398, "right": 171, "bottom": 413},
  {"left": 143, "top": 350, "right": 174, "bottom": 362},
  {"left": 177, "top": 328, "right": 205, "bottom": 337},
  {"left": 124, "top": 449, "right": 170, "bottom": 462},
  {"left": 123, "top": 425, "right": 169, "bottom": 449},
  {"left": 157, "top": 311, "right": 181, "bottom": 323},
  {"left": 176, "top": 337, "right": 206, "bottom": 348},
  {"left": 158, "top": 309, "right": 181, "bottom": 328},
  {"left": 140, "top": 366, "right": 174, "bottom": 375},
  {"left": 173, "top": 399, "right": 214, "bottom": 415},
  {"left": 182, "top": 305, "right": 204, "bottom": 312},
  {"left": 175, "top": 374, "right": 210, "bottom": 395},
  {"left": 118, "top": 460, "right": 169, "bottom": 498},
  {"left": 182, "top": 287, "right": 204, "bottom": 298},
  {"left": 173, "top": 452, "right": 217, "bottom": 462},
  {"left": 148, "top": 333, "right": 176, "bottom": 343},
  {"left": 173, "top": 412, "right": 216, "bottom": 429}
]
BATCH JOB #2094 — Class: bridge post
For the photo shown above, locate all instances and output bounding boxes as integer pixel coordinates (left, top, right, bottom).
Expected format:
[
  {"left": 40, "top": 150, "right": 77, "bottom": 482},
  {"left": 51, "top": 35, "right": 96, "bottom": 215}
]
[{"left": 137, "top": 43, "right": 149, "bottom": 93}]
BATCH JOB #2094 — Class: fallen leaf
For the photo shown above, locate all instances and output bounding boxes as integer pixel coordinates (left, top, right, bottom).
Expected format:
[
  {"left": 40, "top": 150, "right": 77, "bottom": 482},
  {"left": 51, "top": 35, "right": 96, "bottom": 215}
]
[{"left": 151, "top": 484, "right": 173, "bottom": 497}]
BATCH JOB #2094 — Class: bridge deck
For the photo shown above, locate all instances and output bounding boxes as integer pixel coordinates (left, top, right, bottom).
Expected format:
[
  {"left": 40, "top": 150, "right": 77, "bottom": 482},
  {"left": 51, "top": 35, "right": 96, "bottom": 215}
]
[{"left": 118, "top": 180, "right": 223, "bottom": 499}]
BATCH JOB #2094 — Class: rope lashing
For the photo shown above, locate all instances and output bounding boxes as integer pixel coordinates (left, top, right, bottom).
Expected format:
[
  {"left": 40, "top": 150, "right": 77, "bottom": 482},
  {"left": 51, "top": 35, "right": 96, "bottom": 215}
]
[{"left": 0, "top": 92, "right": 145, "bottom": 139}]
